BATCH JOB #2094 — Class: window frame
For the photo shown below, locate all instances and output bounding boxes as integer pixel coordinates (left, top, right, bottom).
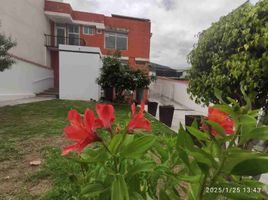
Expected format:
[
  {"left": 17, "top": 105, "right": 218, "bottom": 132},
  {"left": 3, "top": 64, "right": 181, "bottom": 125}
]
[
  {"left": 104, "top": 32, "right": 128, "bottom": 51},
  {"left": 67, "top": 24, "right": 80, "bottom": 45},
  {"left": 83, "top": 26, "right": 94, "bottom": 35}
]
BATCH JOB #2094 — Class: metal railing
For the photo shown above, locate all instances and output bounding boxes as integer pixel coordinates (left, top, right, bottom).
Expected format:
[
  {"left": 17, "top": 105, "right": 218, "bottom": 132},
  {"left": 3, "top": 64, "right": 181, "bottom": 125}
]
[{"left": 45, "top": 34, "right": 86, "bottom": 48}]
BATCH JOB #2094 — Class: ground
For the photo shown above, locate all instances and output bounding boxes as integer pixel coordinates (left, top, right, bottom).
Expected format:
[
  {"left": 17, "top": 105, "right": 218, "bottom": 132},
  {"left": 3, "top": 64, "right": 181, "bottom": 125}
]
[{"left": 0, "top": 100, "right": 174, "bottom": 200}]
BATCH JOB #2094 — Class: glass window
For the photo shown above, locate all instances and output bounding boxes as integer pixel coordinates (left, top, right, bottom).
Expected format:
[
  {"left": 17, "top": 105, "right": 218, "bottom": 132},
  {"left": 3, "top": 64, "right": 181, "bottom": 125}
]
[
  {"left": 68, "top": 24, "right": 80, "bottom": 45},
  {"left": 105, "top": 33, "right": 116, "bottom": 49},
  {"left": 84, "top": 26, "right": 94, "bottom": 35},
  {"left": 68, "top": 24, "right": 79, "bottom": 33},
  {"left": 105, "top": 32, "right": 128, "bottom": 50},
  {"left": 117, "top": 35, "right": 127, "bottom": 50}
]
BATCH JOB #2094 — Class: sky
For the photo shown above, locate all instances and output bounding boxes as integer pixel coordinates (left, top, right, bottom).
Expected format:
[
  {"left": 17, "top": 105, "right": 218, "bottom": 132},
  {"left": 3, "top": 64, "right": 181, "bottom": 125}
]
[{"left": 64, "top": 0, "right": 248, "bottom": 68}]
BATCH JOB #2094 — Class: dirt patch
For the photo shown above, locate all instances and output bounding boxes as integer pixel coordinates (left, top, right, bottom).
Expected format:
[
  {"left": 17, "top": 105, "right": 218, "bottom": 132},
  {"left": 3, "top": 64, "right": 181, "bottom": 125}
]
[
  {"left": 28, "top": 179, "right": 52, "bottom": 196},
  {"left": 0, "top": 135, "right": 68, "bottom": 199}
]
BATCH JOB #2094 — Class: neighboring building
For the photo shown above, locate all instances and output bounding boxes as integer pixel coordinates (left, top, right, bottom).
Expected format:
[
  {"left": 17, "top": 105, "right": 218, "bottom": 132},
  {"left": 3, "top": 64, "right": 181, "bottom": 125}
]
[
  {"left": 44, "top": 0, "right": 151, "bottom": 89},
  {"left": 0, "top": 0, "right": 53, "bottom": 101},
  {"left": 150, "top": 62, "right": 187, "bottom": 79},
  {"left": 0, "top": 0, "right": 151, "bottom": 101}
]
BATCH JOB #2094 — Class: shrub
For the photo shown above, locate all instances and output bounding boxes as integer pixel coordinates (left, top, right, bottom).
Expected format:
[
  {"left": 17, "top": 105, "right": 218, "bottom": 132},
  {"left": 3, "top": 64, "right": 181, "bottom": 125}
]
[
  {"left": 97, "top": 52, "right": 153, "bottom": 101},
  {"left": 0, "top": 34, "right": 16, "bottom": 72},
  {"left": 187, "top": 0, "right": 268, "bottom": 108}
]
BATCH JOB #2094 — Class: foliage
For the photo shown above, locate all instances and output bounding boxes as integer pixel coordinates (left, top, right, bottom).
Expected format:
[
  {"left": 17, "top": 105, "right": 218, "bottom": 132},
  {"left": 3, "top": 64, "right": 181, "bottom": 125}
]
[
  {"left": 97, "top": 52, "right": 153, "bottom": 101},
  {"left": 0, "top": 34, "right": 16, "bottom": 72},
  {"left": 61, "top": 94, "right": 268, "bottom": 199},
  {"left": 132, "top": 70, "right": 151, "bottom": 89},
  {"left": 187, "top": 0, "right": 268, "bottom": 107}
]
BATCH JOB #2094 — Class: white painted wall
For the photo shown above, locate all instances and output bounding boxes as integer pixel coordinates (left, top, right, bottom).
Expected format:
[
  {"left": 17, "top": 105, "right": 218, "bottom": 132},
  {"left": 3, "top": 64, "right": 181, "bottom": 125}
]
[
  {"left": 0, "top": 0, "right": 51, "bottom": 67},
  {"left": 0, "top": 59, "right": 53, "bottom": 101},
  {"left": 59, "top": 45, "right": 102, "bottom": 101},
  {"left": 149, "top": 78, "right": 207, "bottom": 113}
]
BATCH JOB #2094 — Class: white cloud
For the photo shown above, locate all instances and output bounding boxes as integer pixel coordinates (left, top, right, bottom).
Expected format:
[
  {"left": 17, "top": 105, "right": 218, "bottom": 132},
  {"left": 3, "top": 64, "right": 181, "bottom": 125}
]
[{"left": 64, "top": 0, "right": 246, "bottom": 68}]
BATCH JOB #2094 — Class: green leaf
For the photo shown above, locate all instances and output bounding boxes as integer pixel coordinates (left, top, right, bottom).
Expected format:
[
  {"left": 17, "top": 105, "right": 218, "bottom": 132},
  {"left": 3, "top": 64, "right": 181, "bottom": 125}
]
[
  {"left": 214, "top": 88, "right": 224, "bottom": 103},
  {"left": 205, "top": 120, "right": 225, "bottom": 137},
  {"left": 189, "top": 147, "right": 218, "bottom": 167},
  {"left": 159, "top": 190, "right": 171, "bottom": 200},
  {"left": 186, "top": 126, "right": 210, "bottom": 141},
  {"left": 176, "top": 175, "right": 202, "bottom": 183},
  {"left": 121, "top": 135, "right": 156, "bottom": 159},
  {"left": 109, "top": 134, "right": 124, "bottom": 154},
  {"left": 223, "top": 149, "right": 268, "bottom": 175},
  {"left": 130, "top": 192, "right": 144, "bottom": 200},
  {"left": 231, "top": 158, "right": 268, "bottom": 176},
  {"left": 239, "top": 115, "right": 256, "bottom": 125},
  {"left": 111, "top": 176, "right": 129, "bottom": 200},
  {"left": 127, "top": 161, "right": 155, "bottom": 177},
  {"left": 177, "top": 124, "right": 194, "bottom": 150},
  {"left": 82, "top": 182, "right": 106, "bottom": 197},
  {"left": 243, "top": 126, "right": 268, "bottom": 141},
  {"left": 213, "top": 104, "right": 234, "bottom": 115}
]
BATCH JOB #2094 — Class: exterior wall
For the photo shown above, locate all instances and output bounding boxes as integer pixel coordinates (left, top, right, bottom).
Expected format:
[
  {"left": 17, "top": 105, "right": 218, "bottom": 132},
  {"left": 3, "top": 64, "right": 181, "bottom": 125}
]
[
  {"left": 0, "top": 0, "right": 51, "bottom": 67},
  {"left": 0, "top": 59, "right": 54, "bottom": 101},
  {"left": 45, "top": 0, "right": 151, "bottom": 70},
  {"left": 149, "top": 77, "right": 208, "bottom": 114},
  {"left": 59, "top": 45, "right": 102, "bottom": 100}
]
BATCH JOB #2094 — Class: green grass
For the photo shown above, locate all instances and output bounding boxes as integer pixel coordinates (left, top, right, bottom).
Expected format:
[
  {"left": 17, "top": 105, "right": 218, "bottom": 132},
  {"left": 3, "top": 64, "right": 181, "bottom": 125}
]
[{"left": 0, "top": 100, "right": 174, "bottom": 199}]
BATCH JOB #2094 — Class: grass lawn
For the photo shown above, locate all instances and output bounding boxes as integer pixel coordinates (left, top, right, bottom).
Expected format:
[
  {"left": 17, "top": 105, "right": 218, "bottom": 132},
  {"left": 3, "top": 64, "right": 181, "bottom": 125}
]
[{"left": 0, "top": 100, "right": 175, "bottom": 200}]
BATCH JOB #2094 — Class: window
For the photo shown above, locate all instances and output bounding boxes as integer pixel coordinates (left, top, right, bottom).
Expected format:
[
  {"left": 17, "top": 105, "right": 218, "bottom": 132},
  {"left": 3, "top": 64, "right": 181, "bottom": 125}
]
[
  {"left": 84, "top": 26, "right": 94, "bottom": 35},
  {"left": 68, "top": 24, "right": 80, "bottom": 45},
  {"left": 104, "top": 32, "right": 128, "bottom": 50}
]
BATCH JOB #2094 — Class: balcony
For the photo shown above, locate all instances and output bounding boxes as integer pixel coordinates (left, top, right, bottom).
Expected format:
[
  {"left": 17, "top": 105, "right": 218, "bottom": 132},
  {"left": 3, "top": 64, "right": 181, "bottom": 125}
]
[{"left": 45, "top": 34, "right": 86, "bottom": 50}]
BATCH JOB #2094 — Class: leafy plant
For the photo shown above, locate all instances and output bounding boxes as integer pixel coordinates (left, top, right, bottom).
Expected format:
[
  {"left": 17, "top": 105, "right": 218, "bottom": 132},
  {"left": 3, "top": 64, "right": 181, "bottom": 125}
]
[
  {"left": 0, "top": 34, "right": 16, "bottom": 72},
  {"left": 97, "top": 52, "right": 153, "bottom": 101},
  {"left": 187, "top": 0, "right": 268, "bottom": 108},
  {"left": 61, "top": 95, "right": 268, "bottom": 199}
]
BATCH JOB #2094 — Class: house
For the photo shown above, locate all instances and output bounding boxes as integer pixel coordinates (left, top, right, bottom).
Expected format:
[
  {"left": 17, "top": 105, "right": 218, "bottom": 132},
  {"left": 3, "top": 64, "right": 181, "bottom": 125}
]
[{"left": 0, "top": 0, "right": 151, "bottom": 101}]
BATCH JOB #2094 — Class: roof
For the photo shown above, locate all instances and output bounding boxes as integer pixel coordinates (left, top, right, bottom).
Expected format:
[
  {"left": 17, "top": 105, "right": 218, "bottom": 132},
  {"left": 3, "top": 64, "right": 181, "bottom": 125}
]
[{"left": 111, "top": 14, "right": 150, "bottom": 22}]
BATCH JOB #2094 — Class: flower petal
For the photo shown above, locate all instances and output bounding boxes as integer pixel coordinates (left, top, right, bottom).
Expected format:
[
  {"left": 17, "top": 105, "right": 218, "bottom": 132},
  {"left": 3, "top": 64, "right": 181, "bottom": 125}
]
[
  {"left": 64, "top": 125, "right": 88, "bottom": 141},
  {"left": 68, "top": 109, "right": 82, "bottom": 127},
  {"left": 96, "top": 104, "right": 115, "bottom": 128},
  {"left": 131, "top": 103, "right": 136, "bottom": 118},
  {"left": 62, "top": 143, "right": 80, "bottom": 155},
  {"left": 84, "top": 108, "right": 95, "bottom": 131}
]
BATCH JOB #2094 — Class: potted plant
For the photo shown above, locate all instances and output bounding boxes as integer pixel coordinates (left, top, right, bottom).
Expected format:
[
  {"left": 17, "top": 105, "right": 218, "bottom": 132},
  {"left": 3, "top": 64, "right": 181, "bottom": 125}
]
[
  {"left": 159, "top": 104, "right": 174, "bottom": 127},
  {"left": 132, "top": 70, "right": 151, "bottom": 103},
  {"left": 97, "top": 52, "right": 133, "bottom": 102},
  {"left": 147, "top": 101, "right": 158, "bottom": 116}
]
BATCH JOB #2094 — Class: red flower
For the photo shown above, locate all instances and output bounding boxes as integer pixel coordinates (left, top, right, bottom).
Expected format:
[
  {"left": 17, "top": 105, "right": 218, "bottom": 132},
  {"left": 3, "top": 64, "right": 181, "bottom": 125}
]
[
  {"left": 62, "top": 109, "right": 101, "bottom": 155},
  {"left": 202, "top": 107, "right": 234, "bottom": 136},
  {"left": 127, "top": 102, "right": 151, "bottom": 133},
  {"left": 95, "top": 104, "right": 115, "bottom": 130}
]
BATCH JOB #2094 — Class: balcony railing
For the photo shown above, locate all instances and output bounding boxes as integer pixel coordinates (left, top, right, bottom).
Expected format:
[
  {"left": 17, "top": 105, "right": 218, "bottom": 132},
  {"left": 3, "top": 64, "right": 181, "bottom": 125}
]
[{"left": 45, "top": 34, "right": 86, "bottom": 48}]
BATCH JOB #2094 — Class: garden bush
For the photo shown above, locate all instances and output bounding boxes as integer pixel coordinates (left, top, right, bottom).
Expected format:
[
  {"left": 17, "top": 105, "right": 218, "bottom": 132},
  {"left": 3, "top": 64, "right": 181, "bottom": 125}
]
[
  {"left": 97, "top": 52, "right": 153, "bottom": 102},
  {"left": 187, "top": 0, "right": 268, "bottom": 108}
]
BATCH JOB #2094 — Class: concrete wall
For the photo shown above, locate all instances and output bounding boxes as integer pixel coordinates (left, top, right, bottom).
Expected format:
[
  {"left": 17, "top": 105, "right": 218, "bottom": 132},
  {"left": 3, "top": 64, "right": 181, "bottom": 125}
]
[
  {"left": 59, "top": 45, "right": 102, "bottom": 100},
  {"left": 0, "top": 0, "right": 51, "bottom": 67},
  {"left": 0, "top": 59, "right": 54, "bottom": 101},
  {"left": 149, "top": 77, "right": 207, "bottom": 113}
]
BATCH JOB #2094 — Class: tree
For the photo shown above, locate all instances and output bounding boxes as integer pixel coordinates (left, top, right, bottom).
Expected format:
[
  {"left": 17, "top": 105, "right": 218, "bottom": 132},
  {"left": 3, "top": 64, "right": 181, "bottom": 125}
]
[
  {"left": 187, "top": 0, "right": 268, "bottom": 108},
  {"left": 97, "top": 52, "right": 153, "bottom": 102},
  {"left": 0, "top": 34, "right": 16, "bottom": 72}
]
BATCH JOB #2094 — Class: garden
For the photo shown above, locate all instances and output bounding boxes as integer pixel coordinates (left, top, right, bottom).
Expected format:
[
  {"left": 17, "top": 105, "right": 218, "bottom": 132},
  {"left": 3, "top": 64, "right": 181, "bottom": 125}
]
[{"left": 0, "top": 0, "right": 268, "bottom": 199}]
